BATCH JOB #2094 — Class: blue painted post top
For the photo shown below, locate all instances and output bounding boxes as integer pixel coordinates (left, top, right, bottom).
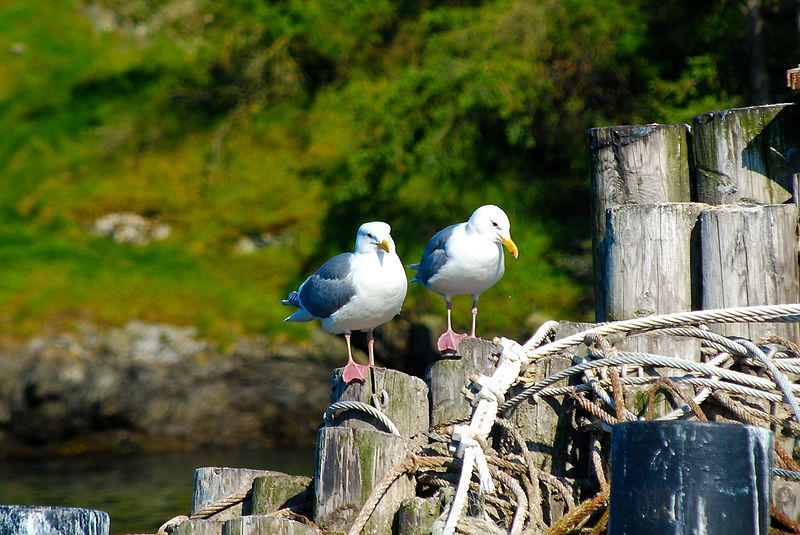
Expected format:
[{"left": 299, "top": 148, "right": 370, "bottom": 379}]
[{"left": 609, "top": 420, "right": 773, "bottom": 535}]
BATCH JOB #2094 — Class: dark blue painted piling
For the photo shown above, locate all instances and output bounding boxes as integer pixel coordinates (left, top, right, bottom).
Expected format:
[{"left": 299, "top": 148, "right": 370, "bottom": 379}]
[
  {"left": 0, "top": 505, "right": 109, "bottom": 535},
  {"left": 609, "top": 421, "right": 773, "bottom": 535}
]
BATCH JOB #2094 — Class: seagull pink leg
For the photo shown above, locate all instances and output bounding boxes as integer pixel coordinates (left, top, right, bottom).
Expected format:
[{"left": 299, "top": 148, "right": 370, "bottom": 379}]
[
  {"left": 342, "top": 332, "right": 369, "bottom": 383},
  {"left": 367, "top": 329, "right": 376, "bottom": 368},
  {"left": 437, "top": 299, "right": 467, "bottom": 352},
  {"left": 469, "top": 296, "right": 479, "bottom": 338}
]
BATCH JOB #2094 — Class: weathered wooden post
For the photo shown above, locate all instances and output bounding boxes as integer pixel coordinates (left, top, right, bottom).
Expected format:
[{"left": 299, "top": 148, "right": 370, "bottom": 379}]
[
  {"left": 609, "top": 421, "right": 773, "bottom": 535},
  {"left": 601, "top": 203, "right": 705, "bottom": 361},
  {"left": 699, "top": 203, "right": 800, "bottom": 341},
  {"left": 0, "top": 506, "right": 109, "bottom": 535},
  {"left": 314, "top": 367, "right": 428, "bottom": 535},
  {"left": 426, "top": 338, "right": 498, "bottom": 428},
  {"left": 587, "top": 123, "right": 693, "bottom": 321},
  {"left": 588, "top": 124, "right": 703, "bottom": 371},
  {"left": 693, "top": 103, "right": 800, "bottom": 205},
  {"left": 603, "top": 203, "right": 705, "bottom": 321}
]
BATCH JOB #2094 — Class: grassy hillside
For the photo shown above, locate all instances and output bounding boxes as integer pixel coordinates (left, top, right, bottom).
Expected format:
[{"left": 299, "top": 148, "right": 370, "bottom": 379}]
[{"left": 2, "top": 0, "right": 796, "bottom": 346}]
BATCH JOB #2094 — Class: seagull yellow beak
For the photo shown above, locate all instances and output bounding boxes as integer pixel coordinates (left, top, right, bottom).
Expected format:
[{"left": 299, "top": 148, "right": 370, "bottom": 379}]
[
  {"left": 501, "top": 236, "right": 519, "bottom": 258},
  {"left": 379, "top": 239, "right": 391, "bottom": 253}
]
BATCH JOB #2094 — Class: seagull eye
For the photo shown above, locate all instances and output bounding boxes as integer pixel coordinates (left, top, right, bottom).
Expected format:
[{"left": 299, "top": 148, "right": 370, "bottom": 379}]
[
  {"left": 367, "top": 233, "right": 373, "bottom": 238},
  {"left": 492, "top": 221, "right": 499, "bottom": 228}
]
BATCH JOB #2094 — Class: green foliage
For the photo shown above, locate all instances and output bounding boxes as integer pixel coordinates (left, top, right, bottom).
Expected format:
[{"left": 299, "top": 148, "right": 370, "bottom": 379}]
[{"left": 1, "top": 0, "right": 798, "bottom": 345}]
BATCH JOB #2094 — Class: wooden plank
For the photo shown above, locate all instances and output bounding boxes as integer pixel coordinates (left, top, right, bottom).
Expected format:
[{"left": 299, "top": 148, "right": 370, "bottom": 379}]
[
  {"left": 330, "top": 367, "right": 429, "bottom": 437},
  {"left": 314, "top": 426, "right": 414, "bottom": 535},
  {"left": 426, "top": 337, "right": 499, "bottom": 428},
  {"left": 587, "top": 124, "right": 693, "bottom": 320},
  {"left": 693, "top": 103, "right": 800, "bottom": 205},
  {"left": 699, "top": 203, "right": 800, "bottom": 342}
]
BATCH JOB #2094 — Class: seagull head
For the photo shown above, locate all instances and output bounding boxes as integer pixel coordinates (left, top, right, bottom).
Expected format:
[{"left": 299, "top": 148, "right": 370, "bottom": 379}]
[
  {"left": 355, "top": 221, "right": 395, "bottom": 254},
  {"left": 467, "top": 204, "right": 519, "bottom": 258}
]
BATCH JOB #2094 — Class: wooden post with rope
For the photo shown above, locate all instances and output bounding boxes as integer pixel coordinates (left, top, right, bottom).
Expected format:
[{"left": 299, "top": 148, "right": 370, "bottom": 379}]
[
  {"left": 314, "top": 367, "right": 428, "bottom": 535},
  {"left": 162, "top": 102, "right": 800, "bottom": 535}
]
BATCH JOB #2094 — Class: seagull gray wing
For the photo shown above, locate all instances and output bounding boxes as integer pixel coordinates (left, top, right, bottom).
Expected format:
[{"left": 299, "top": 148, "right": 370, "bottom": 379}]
[
  {"left": 411, "top": 224, "right": 457, "bottom": 286},
  {"left": 296, "top": 252, "right": 357, "bottom": 318}
]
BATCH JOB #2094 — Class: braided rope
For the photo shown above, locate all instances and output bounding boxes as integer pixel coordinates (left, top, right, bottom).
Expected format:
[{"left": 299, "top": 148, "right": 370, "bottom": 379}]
[
  {"left": 494, "top": 471, "right": 528, "bottom": 535},
  {"left": 541, "top": 376, "right": 786, "bottom": 405},
  {"left": 525, "top": 304, "right": 800, "bottom": 359},
  {"left": 502, "top": 353, "right": 800, "bottom": 414},
  {"left": 324, "top": 400, "right": 401, "bottom": 435},
  {"left": 494, "top": 418, "right": 576, "bottom": 511},
  {"left": 347, "top": 455, "right": 452, "bottom": 535},
  {"left": 544, "top": 488, "right": 609, "bottom": 535},
  {"left": 190, "top": 490, "right": 250, "bottom": 519},
  {"left": 774, "top": 468, "right": 800, "bottom": 481}
]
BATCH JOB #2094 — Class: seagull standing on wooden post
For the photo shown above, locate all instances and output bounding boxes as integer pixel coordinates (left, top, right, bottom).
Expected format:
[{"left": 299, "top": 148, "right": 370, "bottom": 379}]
[
  {"left": 409, "top": 205, "right": 519, "bottom": 352},
  {"left": 282, "top": 222, "right": 408, "bottom": 383}
]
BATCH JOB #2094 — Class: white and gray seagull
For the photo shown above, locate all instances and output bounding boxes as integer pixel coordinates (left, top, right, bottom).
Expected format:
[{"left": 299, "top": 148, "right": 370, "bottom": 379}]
[
  {"left": 282, "top": 221, "right": 408, "bottom": 383},
  {"left": 410, "top": 205, "right": 519, "bottom": 352}
]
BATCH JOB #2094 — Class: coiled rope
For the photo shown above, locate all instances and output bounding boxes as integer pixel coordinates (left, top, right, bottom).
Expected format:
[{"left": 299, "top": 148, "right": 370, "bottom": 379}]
[{"left": 323, "top": 400, "right": 401, "bottom": 435}]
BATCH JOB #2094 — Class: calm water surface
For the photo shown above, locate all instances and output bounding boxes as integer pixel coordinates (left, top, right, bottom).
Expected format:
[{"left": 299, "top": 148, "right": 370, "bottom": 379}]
[{"left": 0, "top": 447, "right": 315, "bottom": 534}]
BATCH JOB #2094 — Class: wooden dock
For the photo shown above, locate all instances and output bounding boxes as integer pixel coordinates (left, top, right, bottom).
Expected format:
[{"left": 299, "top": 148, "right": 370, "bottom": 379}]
[{"left": 6, "top": 101, "right": 800, "bottom": 535}]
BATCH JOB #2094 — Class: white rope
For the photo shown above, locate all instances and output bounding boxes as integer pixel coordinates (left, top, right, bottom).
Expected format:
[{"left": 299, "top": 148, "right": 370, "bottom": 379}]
[
  {"left": 442, "top": 446, "right": 476, "bottom": 535},
  {"left": 323, "top": 400, "right": 400, "bottom": 436},
  {"left": 435, "top": 307, "right": 800, "bottom": 535},
  {"left": 626, "top": 325, "right": 800, "bottom": 423},
  {"left": 441, "top": 335, "right": 533, "bottom": 535},
  {"left": 501, "top": 353, "right": 800, "bottom": 414},
  {"left": 524, "top": 303, "right": 800, "bottom": 359}
]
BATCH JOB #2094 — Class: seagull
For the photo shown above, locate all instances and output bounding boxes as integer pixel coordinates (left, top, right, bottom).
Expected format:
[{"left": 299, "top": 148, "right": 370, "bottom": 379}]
[
  {"left": 282, "top": 222, "right": 408, "bottom": 383},
  {"left": 409, "top": 205, "right": 519, "bottom": 352}
]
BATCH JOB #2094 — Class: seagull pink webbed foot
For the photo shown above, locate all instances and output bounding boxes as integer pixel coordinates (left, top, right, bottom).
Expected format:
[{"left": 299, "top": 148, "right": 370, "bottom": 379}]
[
  {"left": 342, "top": 332, "right": 369, "bottom": 383},
  {"left": 437, "top": 300, "right": 467, "bottom": 352},
  {"left": 437, "top": 328, "right": 467, "bottom": 352}
]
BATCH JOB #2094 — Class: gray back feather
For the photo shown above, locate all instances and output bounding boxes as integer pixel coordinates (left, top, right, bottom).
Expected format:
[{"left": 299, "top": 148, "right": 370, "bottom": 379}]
[
  {"left": 296, "top": 252, "right": 356, "bottom": 318},
  {"left": 412, "top": 224, "right": 457, "bottom": 286}
]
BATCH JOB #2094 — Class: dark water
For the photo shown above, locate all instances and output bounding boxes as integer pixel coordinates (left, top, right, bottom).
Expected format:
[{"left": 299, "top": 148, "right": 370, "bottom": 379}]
[{"left": 0, "top": 447, "right": 315, "bottom": 534}]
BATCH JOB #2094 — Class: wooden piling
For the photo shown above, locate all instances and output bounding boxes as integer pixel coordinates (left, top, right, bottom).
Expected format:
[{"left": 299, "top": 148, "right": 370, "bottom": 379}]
[
  {"left": 693, "top": 103, "right": 800, "bottom": 205},
  {"left": 192, "top": 467, "right": 275, "bottom": 520},
  {"left": 426, "top": 338, "right": 499, "bottom": 428},
  {"left": 587, "top": 123, "right": 693, "bottom": 321},
  {"left": 0, "top": 506, "right": 109, "bottom": 535},
  {"left": 330, "top": 367, "right": 429, "bottom": 436},
  {"left": 250, "top": 474, "right": 312, "bottom": 516},
  {"left": 598, "top": 202, "right": 705, "bottom": 363},
  {"left": 601, "top": 203, "right": 705, "bottom": 322},
  {"left": 699, "top": 203, "right": 800, "bottom": 341},
  {"left": 314, "top": 426, "right": 414, "bottom": 535}
]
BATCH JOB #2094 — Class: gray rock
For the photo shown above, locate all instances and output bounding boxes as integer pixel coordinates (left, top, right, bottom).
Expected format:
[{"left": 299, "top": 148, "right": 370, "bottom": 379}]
[{"left": 0, "top": 320, "right": 345, "bottom": 454}]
